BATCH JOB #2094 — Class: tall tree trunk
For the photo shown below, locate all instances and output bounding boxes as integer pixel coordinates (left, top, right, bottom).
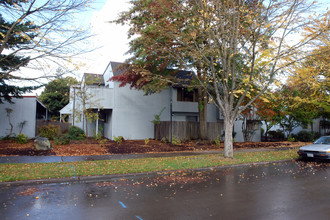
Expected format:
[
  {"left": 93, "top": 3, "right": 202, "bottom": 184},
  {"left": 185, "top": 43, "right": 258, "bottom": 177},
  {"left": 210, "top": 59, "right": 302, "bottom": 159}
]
[
  {"left": 83, "top": 111, "right": 89, "bottom": 137},
  {"left": 198, "top": 88, "right": 208, "bottom": 140},
  {"left": 224, "top": 117, "right": 234, "bottom": 158}
]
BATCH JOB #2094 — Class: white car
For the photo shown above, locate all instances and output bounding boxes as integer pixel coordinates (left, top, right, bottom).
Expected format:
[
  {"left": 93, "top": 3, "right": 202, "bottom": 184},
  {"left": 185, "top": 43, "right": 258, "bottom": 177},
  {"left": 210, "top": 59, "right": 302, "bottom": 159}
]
[{"left": 297, "top": 136, "right": 330, "bottom": 160}]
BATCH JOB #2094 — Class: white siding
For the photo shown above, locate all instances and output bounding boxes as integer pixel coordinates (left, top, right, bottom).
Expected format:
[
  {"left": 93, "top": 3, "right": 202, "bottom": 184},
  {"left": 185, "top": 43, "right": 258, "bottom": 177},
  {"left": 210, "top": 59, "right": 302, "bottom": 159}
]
[
  {"left": 103, "top": 63, "right": 114, "bottom": 88},
  {"left": 111, "top": 83, "right": 171, "bottom": 139},
  {"left": 86, "top": 86, "right": 114, "bottom": 109},
  {"left": 0, "top": 97, "right": 37, "bottom": 138}
]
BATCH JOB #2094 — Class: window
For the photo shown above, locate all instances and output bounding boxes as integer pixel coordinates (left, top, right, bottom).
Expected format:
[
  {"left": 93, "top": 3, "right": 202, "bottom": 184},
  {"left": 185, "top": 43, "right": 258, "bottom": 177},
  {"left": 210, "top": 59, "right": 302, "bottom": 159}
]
[
  {"left": 99, "top": 111, "right": 107, "bottom": 123},
  {"left": 177, "top": 88, "right": 197, "bottom": 102},
  {"left": 186, "top": 116, "right": 198, "bottom": 122}
]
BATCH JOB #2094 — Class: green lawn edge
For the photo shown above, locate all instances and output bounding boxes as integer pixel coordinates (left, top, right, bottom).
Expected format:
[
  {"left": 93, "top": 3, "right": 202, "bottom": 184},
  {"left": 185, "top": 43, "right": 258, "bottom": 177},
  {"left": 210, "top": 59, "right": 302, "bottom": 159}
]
[{"left": 0, "top": 149, "right": 299, "bottom": 182}]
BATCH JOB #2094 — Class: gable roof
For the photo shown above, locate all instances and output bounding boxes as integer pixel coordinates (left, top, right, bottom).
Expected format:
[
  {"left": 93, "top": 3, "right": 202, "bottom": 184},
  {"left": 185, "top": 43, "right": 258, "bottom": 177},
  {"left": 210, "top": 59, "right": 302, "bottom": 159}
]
[
  {"left": 59, "top": 103, "right": 71, "bottom": 114},
  {"left": 109, "top": 61, "right": 126, "bottom": 76},
  {"left": 106, "top": 61, "right": 195, "bottom": 86}
]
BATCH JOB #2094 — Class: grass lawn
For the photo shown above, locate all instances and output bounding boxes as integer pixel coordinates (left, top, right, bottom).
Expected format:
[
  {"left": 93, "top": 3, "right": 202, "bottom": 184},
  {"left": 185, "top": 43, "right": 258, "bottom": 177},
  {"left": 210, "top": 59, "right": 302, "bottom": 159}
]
[{"left": 0, "top": 149, "right": 299, "bottom": 182}]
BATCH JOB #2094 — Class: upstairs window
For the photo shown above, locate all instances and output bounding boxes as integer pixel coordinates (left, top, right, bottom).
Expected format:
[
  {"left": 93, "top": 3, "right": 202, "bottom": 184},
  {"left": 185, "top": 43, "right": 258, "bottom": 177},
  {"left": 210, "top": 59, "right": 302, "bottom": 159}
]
[{"left": 177, "top": 88, "right": 198, "bottom": 102}]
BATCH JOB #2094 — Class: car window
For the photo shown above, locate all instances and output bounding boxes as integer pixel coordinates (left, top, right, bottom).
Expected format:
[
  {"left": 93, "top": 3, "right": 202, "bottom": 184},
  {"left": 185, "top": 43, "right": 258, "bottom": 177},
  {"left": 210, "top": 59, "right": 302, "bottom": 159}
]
[{"left": 314, "top": 137, "right": 330, "bottom": 144}]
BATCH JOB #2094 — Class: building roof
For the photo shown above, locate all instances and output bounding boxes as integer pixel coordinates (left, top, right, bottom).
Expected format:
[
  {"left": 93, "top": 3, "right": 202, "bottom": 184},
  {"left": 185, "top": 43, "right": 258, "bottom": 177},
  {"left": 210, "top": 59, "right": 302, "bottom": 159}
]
[
  {"left": 83, "top": 73, "right": 105, "bottom": 86},
  {"left": 106, "top": 61, "right": 195, "bottom": 87},
  {"left": 59, "top": 103, "right": 72, "bottom": 114},
  {"left": 109, "top": 61, "right": 126, "bottom": 76},
  {"left": 4, "top": 96, "right": 48, "bottom": 110}
]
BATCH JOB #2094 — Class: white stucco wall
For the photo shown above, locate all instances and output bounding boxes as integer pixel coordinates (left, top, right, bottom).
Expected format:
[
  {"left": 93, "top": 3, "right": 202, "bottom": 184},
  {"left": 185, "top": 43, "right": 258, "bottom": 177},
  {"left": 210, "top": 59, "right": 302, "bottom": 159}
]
[
  {"left": 111, "top": 83, "right": 171, "bottom": 139},
  {"left": 263, "top": 118, "right": 326, "bottom": 137},
  {"left": 206, "top": 104, "right": 218, "bottom": 122},
  {"left": 103, "top": 110, "right": 113, "bottom": 139},
  {"left": 86, "top": 86, "right": 114, "bottom": 109},
  {"left": 0, "top": 97, "right": 37, "bottom": 138},
  {"left": 234, "top": 120, "right": 261, "bottom": 142},
  {"left": 103, "top": 63, "right": 114, "bottom": 88},
  {"left": 61, "top": 63, "right": 261, "bottom": 141}
]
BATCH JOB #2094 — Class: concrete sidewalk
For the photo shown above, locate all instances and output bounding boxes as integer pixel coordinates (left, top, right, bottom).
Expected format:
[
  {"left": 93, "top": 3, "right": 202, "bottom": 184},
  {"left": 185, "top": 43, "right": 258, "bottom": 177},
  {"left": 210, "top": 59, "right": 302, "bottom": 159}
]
[{"left": 0, "top": 147, "right": 297, "bottom": 164}]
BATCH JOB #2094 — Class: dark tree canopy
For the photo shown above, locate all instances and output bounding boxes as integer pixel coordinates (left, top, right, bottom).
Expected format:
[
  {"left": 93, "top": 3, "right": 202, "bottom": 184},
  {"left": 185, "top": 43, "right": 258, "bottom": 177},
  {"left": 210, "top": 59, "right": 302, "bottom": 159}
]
[
  {"left": 0, "top": 1, "right": 38, "bottom": 103},
  {"left": 39, "top": 76, "right": 78, "bottom": 119}
]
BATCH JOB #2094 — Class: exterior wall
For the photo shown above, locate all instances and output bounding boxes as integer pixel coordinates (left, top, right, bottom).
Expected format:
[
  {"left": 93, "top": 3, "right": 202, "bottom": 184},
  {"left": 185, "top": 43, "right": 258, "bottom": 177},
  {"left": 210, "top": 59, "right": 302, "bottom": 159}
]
[
  {"left": 207, "top": 104, "right": 218, "bottom": 122},
  {"left": 172, "top": 88, "right": 198, "bottom": 113},
  {"left": 111, "top": 83, "right": 172, "bottom": 140},
  {"left": 69, "top": 86, "right": 114, "bottom": 110},
  {"left": 61, "top": 63, "right": 261, "bottom": 141},
  {"left": 63, "top": 79, "right": 262, "bottom": 141},
  {"left": 262, "top": 117, "right": 328, "bottom": 137},
  {"left": 234, "top": 121, "right": 243, "bottom": 142},
  {"left": 172, "top": 114, "right": 189, "bottom": 122},
  {"left": 103, "top": 110, "right": 113, "bottom": 139},
  {"left": 110, "top": 84, "right": 221, "bottom": 140},
  {"left": 87, "top": 81, "right": 261, "bottom": 141},
  {"left": 172, "top": 100, "right": 198, "bottom": 113},
  {"left": 172, "top": 88, "right": 218, "bottom": 122},
  {"left": 234, "top": 120, "right": 261, "bottom": 142},
  {"left": 0, "top": 97, "right": 37, "bottom": 138},
  {"left": 103, "top": 63, "right": 114, "bottom": 88},
  {"left": 63, "top": 85, "right": 114, "bottom": 137},
  {"left": 291, "top": 120, "right": 320, "bottom": 135},
  {"left": 253, "top": 123, "right": 262, "bottom": 142},
  {"left": 85, "top": 86, "right": 114, "bottom": 109}
]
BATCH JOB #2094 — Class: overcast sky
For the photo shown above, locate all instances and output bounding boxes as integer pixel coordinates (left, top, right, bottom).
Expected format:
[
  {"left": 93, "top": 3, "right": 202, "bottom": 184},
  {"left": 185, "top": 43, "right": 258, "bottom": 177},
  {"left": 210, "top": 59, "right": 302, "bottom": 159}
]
[
  {"left": 81, "top": 0, "right": 330, "bottom": 75},
  {"left": 26, "top": 0, "right": 329, "bottom": 95},
  {"left": 80, "top": 0, "right": 131, "bottom": 75}
]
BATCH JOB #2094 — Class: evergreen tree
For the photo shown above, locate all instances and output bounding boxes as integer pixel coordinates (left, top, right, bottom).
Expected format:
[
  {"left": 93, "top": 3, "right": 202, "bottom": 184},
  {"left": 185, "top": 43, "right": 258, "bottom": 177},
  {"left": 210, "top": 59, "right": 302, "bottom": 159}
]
[
  {"left": 39, "top": 76, "right": 78, "bottom": 119},
  {"left": 0, "top": 1, "right": 38, "bottom": 103},
  {"left": 0, "top": 0, "right": 93, "bottom": 103}
]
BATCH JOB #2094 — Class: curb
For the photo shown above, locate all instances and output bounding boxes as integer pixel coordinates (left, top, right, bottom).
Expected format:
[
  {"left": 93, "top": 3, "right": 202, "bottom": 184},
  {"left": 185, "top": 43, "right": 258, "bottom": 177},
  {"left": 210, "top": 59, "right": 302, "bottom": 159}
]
[
  {"left": 0, "top": 146, "right": 300, "bottom": 164},
  {"left": 0, "top": 159, "right": 296, "bottom": 187}
]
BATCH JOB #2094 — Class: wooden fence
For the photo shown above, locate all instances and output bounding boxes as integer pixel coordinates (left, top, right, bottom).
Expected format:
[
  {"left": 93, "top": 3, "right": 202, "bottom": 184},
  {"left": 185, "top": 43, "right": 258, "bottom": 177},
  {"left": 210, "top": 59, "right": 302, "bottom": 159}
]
[
  {"left": 154, "top": 121, "right": 224, "bottom": 141},
  {"left": 36, "top": 120, "right": 71, "bottom": 136}
]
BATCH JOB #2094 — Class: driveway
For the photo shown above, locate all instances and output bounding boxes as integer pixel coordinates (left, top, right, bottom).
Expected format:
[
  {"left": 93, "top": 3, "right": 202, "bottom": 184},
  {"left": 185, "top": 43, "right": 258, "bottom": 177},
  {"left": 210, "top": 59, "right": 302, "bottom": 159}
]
[{"left": 0, "top": 160, "right": 329, "bottom": 219}]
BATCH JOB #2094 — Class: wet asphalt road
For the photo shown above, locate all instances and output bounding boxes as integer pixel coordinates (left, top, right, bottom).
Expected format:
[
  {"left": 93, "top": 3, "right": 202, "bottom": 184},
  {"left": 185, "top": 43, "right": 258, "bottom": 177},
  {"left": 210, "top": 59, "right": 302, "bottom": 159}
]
[{"left": 0, "top": 160, "right": 329, "bottom": 220}]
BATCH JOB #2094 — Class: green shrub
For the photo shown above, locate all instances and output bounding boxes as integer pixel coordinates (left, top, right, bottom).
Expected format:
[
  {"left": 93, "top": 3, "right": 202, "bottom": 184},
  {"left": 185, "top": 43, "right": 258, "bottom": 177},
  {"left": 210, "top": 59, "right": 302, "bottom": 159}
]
[
  {"left": 161, "top": 137, "right": 169, "bottom": 143},
  {"left": 160, "top": 136, "right": 181, "bottom": 144},
  {"left": 293, "top": 131, "right": 318, "bottom": 142},
  {"left": 66, "top": 126, "right": 85, "bottom": 141},
  {"left": 113, "top": 136, "right": 124, "bottom": 144},
  {"left": 98, "top": 138, "right": 108, "bottom": 146},
  {"left": 172, "top": 136, "right": 181, "bottom": 145},
  {"left": 54, "top": 135, "right": 70, "bottom": 145},
  {"left": 287, "top": 136, "right": 295, "bottom": 142},
  {"left": 268, "top": 130, "right": 285, "bottom": 141},
  {"left": 151, "top": 107, "right": 165, "bottom": 125},
  {"left": 144, "top": 138, "right": 150, "bottom": 145},
  {"left": 93, "top": 131, "right": 102, "bottom": 140},
  {"left": 214, "top": 135, "right": 221, "bottom": 146},
  {"left": 16, "top": 133, "right": 28, "bottom": 144},
  {"left": 38, "top": 125, "right": 60, "bottom": 140}
]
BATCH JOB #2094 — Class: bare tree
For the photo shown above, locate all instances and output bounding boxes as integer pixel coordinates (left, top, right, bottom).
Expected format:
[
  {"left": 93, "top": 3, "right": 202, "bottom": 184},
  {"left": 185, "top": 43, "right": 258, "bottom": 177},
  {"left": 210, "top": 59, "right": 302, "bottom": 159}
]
[
  {"left": 74, "top": 74, "right": 103, "bottom": 137},
  {"left": 0, "top": 0, "right": 95, "bottom": 102}
]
